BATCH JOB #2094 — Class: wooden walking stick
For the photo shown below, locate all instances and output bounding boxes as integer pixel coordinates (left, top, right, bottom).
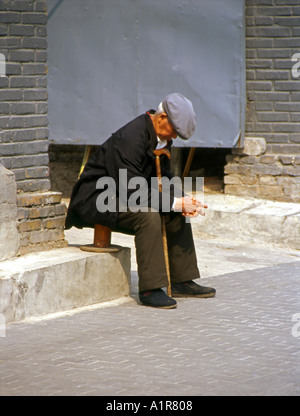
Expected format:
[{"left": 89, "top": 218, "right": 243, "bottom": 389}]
[{"left": 153, "top": 149, "right": 172, "bottom": 297}]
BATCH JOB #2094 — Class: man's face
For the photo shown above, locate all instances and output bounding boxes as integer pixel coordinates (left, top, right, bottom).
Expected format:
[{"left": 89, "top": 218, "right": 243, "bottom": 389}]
[{"left": 156, "top": 113, "right": 177, "bottom": 142}]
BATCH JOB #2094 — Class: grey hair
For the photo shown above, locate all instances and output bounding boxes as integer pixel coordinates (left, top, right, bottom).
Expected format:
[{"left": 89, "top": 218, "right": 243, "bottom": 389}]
[{"left": 156, "top": 102, "right": 165, "bottom": 114}]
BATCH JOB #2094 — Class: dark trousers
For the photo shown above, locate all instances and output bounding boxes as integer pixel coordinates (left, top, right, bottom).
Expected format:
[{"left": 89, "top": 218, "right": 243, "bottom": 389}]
[{"left": 114, "top": 210, "right": 200, "bottom": 292}]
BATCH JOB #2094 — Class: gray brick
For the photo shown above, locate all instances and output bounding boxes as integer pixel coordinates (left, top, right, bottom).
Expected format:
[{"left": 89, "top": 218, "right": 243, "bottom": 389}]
[
  {"left": 0, "top": 77, "right": 8, "bottom": 88},
  {"left": 256, "top": 70, "right": 290, "bottom": 80},
  {"left": 246, "top": 38, "right": 273, "bottom": 48},
  {"left": 274, "top": 17, "right": 300, "bottom": 27},
  {"left": 248, "top": 0, "right": 273, "bottom": 5},
  {"left": 1, "top": 128, "right": 37, "bottom": 142},
  {"left": 24, "top": 166, "right": 49, "bottom": 180},
  {"left": 257, "top": 6, "right": 293, "bottom": 16},
  {"left": 23, "top": 88, "right": 47, "bottom": 101},
  {"left": 22, "top": 37, "right": 47, "bottom": 49},
  {"left": 291, "top": 92, "right": 300, "bottom": 101},
  {"left": 274, "top": 102, "right": 300, "bottom": 111},
  {"left": 24, "top": 115, "right": 48, "bottom": 128},
  {"left": 36, "top": 127, "right": 49, "bottom": 139},
  {"left": 255, "top": 102, "right": 273, "bottom": 111},
  {"left": 0, "top": 36, "right": 21, "bottom": 48},
  {"left": 274, "top": 38, "right": 300, "bottom": 48},
  {"left": 5, "top": 62, "right": 22, "bottom": 75},
  {"left": 0, "top": 89, "right": 23, "bottom": 101},
  {"left": 255, "top": 16, "right": 274, "bottom": 26},
  {"left": 246, "top": 49, "right": 256, "bottom": 59},
  {"left": 21, "top": 13, "right": 47, "bottom": 25},
  {"left": 247, "top": 0, "right": 273, "bottom": 7},
  {"left": 293, "top": 28, "right": 300, "bottom": 36},
  {"left": 246, "top": 59, "right": 273, "bottom": 69},
  {"left": 246, "top": 16, "right": 254, "bottom": 27},
  {"left": 10, "top": 154, "right": 49, "bottom": 169},
  {"left": 10, "top": 76, "right": 36, "bottom": 88},
  {"left": 246, "top": 26, "right": 256, "bottom": 38},
  {"left": 256, "top": 27, "right": 292, "bottom": 37},
  {"left": 275, "top": 81, "right": 300, "bottom": 91},
  {"left": 290, "top": 113, "right": 300, "bottom": 122},
  {"left": 247, "top": 81, "right": 273, "bottom": 90},
  {"left": 257, "top": 112, "right": 289, "bottom": 122},
  {"left": 22, "top": 63, "right": 47, "bottom": 75},
  {"left": 0, "top": 102, "right": 9, "bottom": 113},
  {"left": 0, "top": 23, "right": 7, "bottom": 36},
  {"left": 36, "top": 102, "right": 47, "bottom": 114},
  {"left": 275, "top": 59, "right": 295, "bottom": 70},
  {"left": 9, "top": 49, "right": 34, "bottom": 62},
  {"left": 17, "top": 178, "right": 50, "bottom": 193},
  {"left": 290, "top": 134, "right": 300, "bottom": 143},
  {"left": 10, "top": 1, "right": 34, "bottom": 12},
  {"left": 36, "top": 75, "right": 47, "bottom": 87},
  {"left": 268, "top": 143, "right": 300, "bottom": 155},
  {"left": 246, "top": 69, "right": 255, "bottom": 80},
  {"left": 0, "top": 156, "right": 11, "bottom": 169},
  {"left": 35, "top": 2, "right": 47, "bottom": 13},
  {"left": 9, "top": 24, "right": 34, "bottom": 36},
  {"left": 22, "top": 140, "right": 49, "bottom": 155},
  {"left": 251, "top": 122, "right": 273, "bottom": 133},
  {"left": 35, "top": 50, "right": 47, "bottom": 62},
  {"left": 275, "top": 0, "right": 300, "bottom": 5},
  {"left": 257, "top": 49, "right": 291, "bottom": 59},
  {"left": 10, "top": 102, "right": 36, "bottom": 114},
  {"left": 263, "top": 133, "right": 289, "bottom": 143},
  {"left": 0, "top": 115, "right": 48, "bottom": 129},
  {"left": 272, "top": 123, "right": 300, "bottom": 133},
  {"left": 0, "top": 12, "right": 21, "bottom": 23},
  {"left": 35, "top": 25, "right": 47, "bottom": 37}
]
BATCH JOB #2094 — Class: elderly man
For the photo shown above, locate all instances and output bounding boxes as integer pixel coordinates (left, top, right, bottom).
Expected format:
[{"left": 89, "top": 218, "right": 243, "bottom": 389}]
[{"left": 65, "top": 93, "right": 216, "bottom": 309}]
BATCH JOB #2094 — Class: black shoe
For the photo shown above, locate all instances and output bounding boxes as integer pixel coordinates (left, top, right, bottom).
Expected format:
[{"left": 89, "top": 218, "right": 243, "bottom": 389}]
[
  {"left": 139, "top": 288, "right": 177, "bottom": 309},
  {"left": 171, "top": 280, "right": 216, "bottom": 298}
]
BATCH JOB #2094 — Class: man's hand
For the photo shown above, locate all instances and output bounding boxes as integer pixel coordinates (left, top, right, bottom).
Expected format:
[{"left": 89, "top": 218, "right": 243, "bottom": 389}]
[{"left": 174, "top": 196, "right": 208, "bottom": 217}]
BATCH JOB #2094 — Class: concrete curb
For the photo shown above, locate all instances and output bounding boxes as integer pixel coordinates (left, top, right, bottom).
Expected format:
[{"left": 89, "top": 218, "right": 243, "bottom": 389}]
[
  {"left": 0, "top": 246, "right": 131, "bottom": 324},
  {"left": 192, "top": 193, "right": 300, "bottom": 250}
]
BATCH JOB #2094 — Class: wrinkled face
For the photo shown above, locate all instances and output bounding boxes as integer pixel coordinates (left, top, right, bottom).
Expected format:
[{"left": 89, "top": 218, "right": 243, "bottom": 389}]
[{"left": 154, "top": 113, "right": 177, "bottom": 142}]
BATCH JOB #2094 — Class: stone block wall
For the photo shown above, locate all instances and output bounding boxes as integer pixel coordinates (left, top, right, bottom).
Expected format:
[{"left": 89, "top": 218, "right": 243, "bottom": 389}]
[
  {"left": 225, "top": 0, "right": 300, "bottom": 202},
  {"left": 0, "top": 0, "right": 67, "bottom": 256}
]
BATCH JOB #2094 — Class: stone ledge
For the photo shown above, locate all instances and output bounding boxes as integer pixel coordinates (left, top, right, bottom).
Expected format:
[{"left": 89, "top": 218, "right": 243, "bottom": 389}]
[
  {"left": 0, "top": 245, "right": 131, "bottom": 323},
  {"left": 192, "top": 193, "right": 300, "bottom": 250}
]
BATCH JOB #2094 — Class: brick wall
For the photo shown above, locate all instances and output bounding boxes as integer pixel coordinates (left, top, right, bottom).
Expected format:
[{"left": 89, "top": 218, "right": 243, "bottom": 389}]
[
  {"left": 225, "top": 0, "right": 300, "bottom": 202},
  {"left": 0, "top": 0, "right": 50, "bottom": 192},
  {"left": 0, "top": 0, "right": 67, "bottom": 255}
]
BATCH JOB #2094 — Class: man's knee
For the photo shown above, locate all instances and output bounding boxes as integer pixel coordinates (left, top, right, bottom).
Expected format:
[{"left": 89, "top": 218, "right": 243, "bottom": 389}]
[{"left": 135, "top": 210, "right": 162, "bottom": 231}]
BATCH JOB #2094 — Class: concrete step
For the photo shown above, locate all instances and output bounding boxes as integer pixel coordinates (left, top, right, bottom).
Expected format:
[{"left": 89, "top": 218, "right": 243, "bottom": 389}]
[
  {"left": 192, "top": 193, "right": 300, "bottom": 250},
  {"left": 0, "top": 245, "right": 130, "bottom": 324}
]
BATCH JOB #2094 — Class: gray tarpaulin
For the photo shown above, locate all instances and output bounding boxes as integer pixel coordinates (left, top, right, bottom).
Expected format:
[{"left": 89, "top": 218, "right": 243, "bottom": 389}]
[{"left": 48, "top": 0, "right": 245, "bottom": 148}]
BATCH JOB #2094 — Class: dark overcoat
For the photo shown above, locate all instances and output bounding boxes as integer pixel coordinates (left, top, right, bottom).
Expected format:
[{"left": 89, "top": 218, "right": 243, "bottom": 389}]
[{"left": 65, "top": 111, "right": 174, "bottom": 230}]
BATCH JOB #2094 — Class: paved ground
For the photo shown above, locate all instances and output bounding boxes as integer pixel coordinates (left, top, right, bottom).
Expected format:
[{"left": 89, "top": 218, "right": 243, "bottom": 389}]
[{"left": 1, "top": 248, "right": 299, "bottom": 396}]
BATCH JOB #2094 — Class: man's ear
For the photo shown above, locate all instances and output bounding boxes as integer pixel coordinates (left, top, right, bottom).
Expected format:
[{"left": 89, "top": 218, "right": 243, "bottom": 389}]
[{"left": 158, "top": 112, "right": 168, "bottom": 122}]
